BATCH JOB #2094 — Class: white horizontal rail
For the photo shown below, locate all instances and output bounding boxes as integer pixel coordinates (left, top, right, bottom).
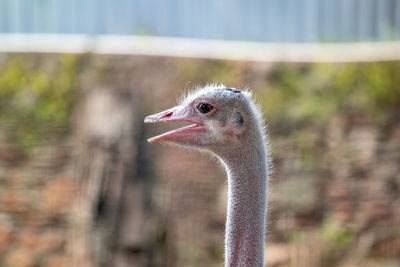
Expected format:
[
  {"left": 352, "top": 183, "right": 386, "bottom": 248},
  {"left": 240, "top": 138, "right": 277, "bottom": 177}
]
[{"left": 0, "top": 34, "right": 400, "bottom": 62}]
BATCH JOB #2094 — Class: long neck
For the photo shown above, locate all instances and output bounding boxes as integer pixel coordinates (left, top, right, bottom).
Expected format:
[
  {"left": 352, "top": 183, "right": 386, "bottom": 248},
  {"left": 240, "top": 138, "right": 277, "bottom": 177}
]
[{"left": 220, "top": 139, "right": 268, "bottom": 267}]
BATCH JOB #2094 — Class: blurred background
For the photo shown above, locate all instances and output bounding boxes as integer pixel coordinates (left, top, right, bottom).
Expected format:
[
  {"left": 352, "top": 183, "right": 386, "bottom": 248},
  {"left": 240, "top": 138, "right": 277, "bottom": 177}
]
[{"left": 0, "top": 1, "right": 400, "bottom": 267}]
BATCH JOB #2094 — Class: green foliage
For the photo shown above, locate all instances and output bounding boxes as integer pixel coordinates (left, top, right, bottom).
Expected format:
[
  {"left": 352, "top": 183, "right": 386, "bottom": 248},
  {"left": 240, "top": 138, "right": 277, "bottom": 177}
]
[
  {"left": 285, "top": 221, "right": 355, "bottom": 246},
  {"left": 286, "top": 230, "right": 308, "bottom": 244},
  {"left": 259, "top": 62, "right": 400, "bottom": 135},
  {"left": 285, "top": 220, "right": 356, "bottom": 266},
  {"left": 0, "top": 55, "right": 79, "bottom": 151},
  {"left": 320, "top": 219, "right": 355, "bottom": 247}
]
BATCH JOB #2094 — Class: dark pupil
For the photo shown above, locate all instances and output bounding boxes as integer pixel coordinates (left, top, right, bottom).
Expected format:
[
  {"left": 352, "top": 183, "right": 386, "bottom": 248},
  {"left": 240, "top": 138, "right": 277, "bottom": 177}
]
[{"left": 198, "top": 102, "right": 214, "bottom": 114}]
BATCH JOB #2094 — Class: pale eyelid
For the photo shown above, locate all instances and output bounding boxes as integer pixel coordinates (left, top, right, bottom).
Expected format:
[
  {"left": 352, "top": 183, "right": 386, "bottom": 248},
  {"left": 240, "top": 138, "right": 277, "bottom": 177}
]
[{"left": 194, "top": 99, "right": 218, "bottom": 116}]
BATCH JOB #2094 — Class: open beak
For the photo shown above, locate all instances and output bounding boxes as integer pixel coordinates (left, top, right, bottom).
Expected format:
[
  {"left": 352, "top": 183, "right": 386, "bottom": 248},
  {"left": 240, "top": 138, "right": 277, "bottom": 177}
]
[{"left": 144, "top": 106, "right": 208, "bottom": 146}]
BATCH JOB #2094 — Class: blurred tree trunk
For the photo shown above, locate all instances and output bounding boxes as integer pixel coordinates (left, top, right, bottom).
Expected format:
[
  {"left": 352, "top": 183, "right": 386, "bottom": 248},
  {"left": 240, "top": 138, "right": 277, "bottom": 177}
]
[{"left": 69, "top": 87, "right": 165, "bottom": 267}]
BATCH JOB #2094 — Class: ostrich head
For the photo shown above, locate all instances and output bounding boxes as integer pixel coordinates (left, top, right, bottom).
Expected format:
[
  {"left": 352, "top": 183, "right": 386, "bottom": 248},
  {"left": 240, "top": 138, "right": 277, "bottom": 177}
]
[{"left": 144, "top": 85, "right": 263, "bottom": 155}]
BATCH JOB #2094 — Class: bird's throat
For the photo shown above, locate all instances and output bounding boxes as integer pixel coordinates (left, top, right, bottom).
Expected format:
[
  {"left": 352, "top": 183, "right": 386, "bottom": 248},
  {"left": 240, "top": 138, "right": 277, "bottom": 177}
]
[{"left": 221, "top": 147, "right": 268, "bottom": 267}]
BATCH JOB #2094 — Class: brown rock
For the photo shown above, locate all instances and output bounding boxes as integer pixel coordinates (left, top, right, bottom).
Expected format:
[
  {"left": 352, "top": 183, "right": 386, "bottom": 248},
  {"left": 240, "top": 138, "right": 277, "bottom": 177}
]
[
  {"left": 18, "top": 231, "right": 39, "bottom": 249},
  {"left": 5, "top": 248, "right": 34, "bottom": 267},
  {"left": 18, "top": 230, "right": 64, "bottom": 253},
  {"left": 1, "top": 189, "right": 30, "bottom": 212},
  {"left": 42, "top": 175, "right": 77, "bottom": 215},
  {"left": 43, "top": 254, "right": 71, "bottom": 267},
  {"left": 24, "top": 212, "right": 48, "bottom": 227},
  {"left": 36, "top": 231, "right": 65, "bottom": 253},
  {"left": 265, "top": 243, "right": 291, "bottom": 267},
  {"left": 0, "top": 225, "right": 12, "bottom": 253}
]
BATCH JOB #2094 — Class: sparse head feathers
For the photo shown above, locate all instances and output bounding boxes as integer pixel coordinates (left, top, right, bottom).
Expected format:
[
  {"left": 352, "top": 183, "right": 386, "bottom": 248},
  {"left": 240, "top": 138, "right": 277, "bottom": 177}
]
[
  {"left": 179, "top": 83, "right": 272, "bottom": 175},
  {"left": 179, "top": 84, "right": 267, "bottom": 142},
  {"left": 180, "top": 84, "right": 249, "bottom": 105}
]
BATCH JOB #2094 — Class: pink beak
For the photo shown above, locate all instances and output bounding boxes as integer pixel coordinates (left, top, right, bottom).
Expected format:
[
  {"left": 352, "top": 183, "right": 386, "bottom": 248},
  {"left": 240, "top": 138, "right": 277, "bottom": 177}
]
[{"left": 144, "top": 106, "right": 208, "bottom": 146}]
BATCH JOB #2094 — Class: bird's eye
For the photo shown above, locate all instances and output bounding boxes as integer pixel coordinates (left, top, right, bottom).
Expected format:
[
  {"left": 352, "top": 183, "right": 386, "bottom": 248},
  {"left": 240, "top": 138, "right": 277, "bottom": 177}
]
[{"left": 196, "top": 102, "right": 214, "bottom": 114}]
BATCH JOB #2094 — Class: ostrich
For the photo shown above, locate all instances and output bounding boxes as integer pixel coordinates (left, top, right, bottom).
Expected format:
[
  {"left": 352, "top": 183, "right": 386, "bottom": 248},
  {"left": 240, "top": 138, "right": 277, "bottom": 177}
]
[{"left": 144, "top": 85, "right": 270, "bottom": 267}]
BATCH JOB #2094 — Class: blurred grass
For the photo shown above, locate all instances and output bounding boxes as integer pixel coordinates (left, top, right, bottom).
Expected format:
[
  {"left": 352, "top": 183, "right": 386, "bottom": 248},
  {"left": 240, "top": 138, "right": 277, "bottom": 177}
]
[
  {"left": 0, "top": 55, "right": 80, "bottom": 152},
  {"left": 259, "top": 62, "right": 400, "bottom": 134},
  {"left": 285, "top": 220, "right": 356, "bottom": 267}
]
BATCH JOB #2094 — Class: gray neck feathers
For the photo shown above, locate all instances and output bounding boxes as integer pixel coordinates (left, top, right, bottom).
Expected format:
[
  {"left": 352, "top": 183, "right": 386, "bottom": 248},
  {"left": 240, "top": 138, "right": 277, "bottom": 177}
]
[{"left": 219, "top": 129, "right": 268, "bottom": 267}]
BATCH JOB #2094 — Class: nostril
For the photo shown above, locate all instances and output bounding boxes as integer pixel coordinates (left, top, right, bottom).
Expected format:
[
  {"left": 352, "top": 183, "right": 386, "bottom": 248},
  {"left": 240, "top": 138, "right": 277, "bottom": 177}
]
[{"left": 162, "top": 111, "right": 173, "bottom": 118}]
